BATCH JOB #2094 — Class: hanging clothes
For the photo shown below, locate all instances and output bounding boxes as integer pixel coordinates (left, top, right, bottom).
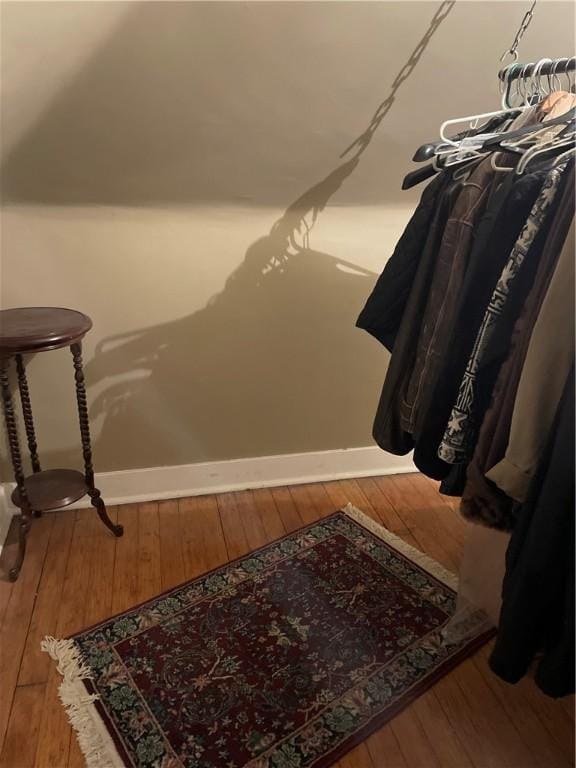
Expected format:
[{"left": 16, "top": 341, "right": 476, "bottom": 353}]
[
  {"left": 398, "top": 109, "right": 542, "bottom": 440},
  {"left": 438, "top": 159, "right": 571, "bottom": 465},
  {"left": 358, "top": 169, "right": 464, "bottom": 455},
  {"left": 356, "top": 82, "right": 575, "bottom": 694},
  {"left": 411, "top": 162, "right": 552, "bottom": 481},
  {"left": 356, "top": 170, "right": 450, "bottom": 353},
  {"left": 489, "top": 367, "right": 574, "bottom": 698},
  {"left": 399, "top": 158, "right": 498, "bottom": 436},
  {"left": 486, "top": 215, "right": 575, "bottom": 501},
  {"left": 460, "top": 170, "right": 575, "bottom": 529}
]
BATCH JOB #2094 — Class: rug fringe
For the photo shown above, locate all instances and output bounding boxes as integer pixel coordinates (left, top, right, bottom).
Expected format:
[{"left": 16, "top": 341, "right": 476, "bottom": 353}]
[
  {"left": 41, "top": 637, "right": 125, "bottom": 768},
  {"left": 342, "top": 503, "right": 459, "bottom": 591}
]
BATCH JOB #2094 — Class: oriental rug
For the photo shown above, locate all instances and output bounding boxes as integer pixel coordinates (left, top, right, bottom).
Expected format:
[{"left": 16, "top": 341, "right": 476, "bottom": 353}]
[{"left": 43, "top": 504, "right": 492, "bottom": 768}]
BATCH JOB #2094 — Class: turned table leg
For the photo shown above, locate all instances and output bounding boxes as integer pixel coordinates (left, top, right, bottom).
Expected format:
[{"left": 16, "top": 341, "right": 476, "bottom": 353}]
[
  {"left": 16, "top": 354, "right": 42, "bottom": 517},
  {"left": 1, "top": 356, "right": 33, "bottom": 581},
  {"left": 70, "top": 343, "right": 123, "bottom": 538}
]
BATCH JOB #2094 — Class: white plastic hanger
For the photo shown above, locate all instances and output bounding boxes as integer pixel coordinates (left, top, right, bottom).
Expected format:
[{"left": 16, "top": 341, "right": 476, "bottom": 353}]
[{"left": 516, "top": 131, "right": 575, "bottom": 174}]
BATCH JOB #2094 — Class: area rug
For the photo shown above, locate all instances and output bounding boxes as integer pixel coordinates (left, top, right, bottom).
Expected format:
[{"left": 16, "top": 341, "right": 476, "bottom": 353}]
[{"left": 42, "top": 504, "right": 493, "bottom": 768}]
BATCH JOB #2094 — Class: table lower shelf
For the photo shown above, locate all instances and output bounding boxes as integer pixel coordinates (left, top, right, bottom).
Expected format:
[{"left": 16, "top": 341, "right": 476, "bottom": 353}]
[{"left": 11, "top": 469, "right": 89, "bottom": 512}]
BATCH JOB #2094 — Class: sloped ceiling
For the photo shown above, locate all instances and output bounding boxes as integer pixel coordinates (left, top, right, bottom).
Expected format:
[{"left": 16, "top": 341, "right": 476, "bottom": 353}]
[{"left": 1, "top": 1, "right": 574, "bottom": 206}]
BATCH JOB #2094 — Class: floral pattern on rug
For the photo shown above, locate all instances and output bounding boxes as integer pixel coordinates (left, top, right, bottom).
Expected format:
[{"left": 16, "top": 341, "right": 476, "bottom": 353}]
[{"left": 70, "top": 511, "right": 488, "bottom": 768}]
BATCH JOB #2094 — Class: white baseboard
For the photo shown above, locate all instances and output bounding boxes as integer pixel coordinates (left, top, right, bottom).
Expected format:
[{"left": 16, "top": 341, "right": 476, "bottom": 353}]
[{"left": 0, "top": 446, "right": 415, "bottom": 548}]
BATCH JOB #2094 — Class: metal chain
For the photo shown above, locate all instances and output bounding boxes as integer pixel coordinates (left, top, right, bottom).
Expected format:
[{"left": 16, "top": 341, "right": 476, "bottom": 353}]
[
  {"left": 500, "top": 0, "right": 537, "bottom": 63},
  {"left": 341, "top": 0, "right": 456, "bottom": 159}
]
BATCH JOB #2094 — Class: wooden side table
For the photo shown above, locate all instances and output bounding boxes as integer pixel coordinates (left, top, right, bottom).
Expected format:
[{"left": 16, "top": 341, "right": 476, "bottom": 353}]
[{"left": 0, "top": 307, "right": 123, "bottom": 581}]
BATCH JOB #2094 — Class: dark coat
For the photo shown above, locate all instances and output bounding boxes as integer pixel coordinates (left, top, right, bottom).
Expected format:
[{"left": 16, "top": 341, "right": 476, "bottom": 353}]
[
  {"left": 356, "top": 171, "right": 449, "bottom": 353},
  {"left": 489, "top": 367, "right": 575, "bottom": 698}
]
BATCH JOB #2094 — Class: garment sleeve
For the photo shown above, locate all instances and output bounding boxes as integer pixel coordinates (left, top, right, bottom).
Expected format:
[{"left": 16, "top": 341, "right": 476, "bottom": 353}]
[
  {"left": 356, "top": 174, "right": 445, "bottom": 352},
  {"left": 486, "top": 218, "right": 575, "bottom": 502}
]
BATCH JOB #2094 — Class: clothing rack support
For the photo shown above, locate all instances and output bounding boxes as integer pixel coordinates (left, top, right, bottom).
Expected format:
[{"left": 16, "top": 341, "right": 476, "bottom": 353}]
[{"left": 498, "top": 56, "right": 575, "bottom": 82}]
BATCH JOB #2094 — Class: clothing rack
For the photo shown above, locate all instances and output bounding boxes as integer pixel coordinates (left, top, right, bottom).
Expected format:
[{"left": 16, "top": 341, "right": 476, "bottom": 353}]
[{"left": 498, "top": 56, "right": 576, "bottom": 83}]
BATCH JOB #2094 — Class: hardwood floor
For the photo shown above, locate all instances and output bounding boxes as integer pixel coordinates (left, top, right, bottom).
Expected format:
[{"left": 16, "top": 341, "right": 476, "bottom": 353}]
[{"left": 0, "top": 473, "right": 573, "bottom": 768}]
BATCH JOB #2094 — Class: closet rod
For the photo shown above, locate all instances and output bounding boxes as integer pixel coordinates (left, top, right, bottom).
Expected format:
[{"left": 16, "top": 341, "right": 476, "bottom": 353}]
[{"left": 498, "top": 56, "right": 575, "bottom": 82}]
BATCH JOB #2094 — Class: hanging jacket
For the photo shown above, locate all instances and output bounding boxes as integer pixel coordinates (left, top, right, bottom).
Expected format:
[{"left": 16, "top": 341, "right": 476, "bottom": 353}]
[
  {"left": 356, "top": 170, "right": 450, "bottom": 353},
  {"left": 489, "top": 366, "right": 575, "bottom": 698},
  {"left": 368, "top": 172, "right": 463, "bottom": 455}
]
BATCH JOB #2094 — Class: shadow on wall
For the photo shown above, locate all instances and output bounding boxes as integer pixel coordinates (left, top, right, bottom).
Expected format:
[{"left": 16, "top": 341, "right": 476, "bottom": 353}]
[
  {"left": 1, "top": 1, "right": 454, "bottom": 472},
  {"left": 1, "top": 1, "right": 452, "bottom": 207},
  {"left": 84, "top": 240, "right": 382, "bottom": 470}
]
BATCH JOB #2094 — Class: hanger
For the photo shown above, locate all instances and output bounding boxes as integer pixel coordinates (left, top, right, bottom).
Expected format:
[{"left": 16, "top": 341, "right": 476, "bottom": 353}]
[
  {"left": 516, "top": 130, "right": 575, "bottom": 174},
  {"left": 489, "top": 121, "right": 555, "bottom": 173},
  {"left": 412, "top": 111, "right": 519, "bottom": 162},
  {"left": 405, "top": 103, "right": 574, "bottom": 187},
  {"left": 489, "top": 110, "right": 575, "bottom": 174},
  {"left": 481, "top": 108, "right": 576, "bottom": 150},
  {"left": 552, "top": 142, "right": 576, "bottom": 166},
  {"left": 438, "top": 107, "right": 526, "bottom": 145},
  {"left": 402, "top": 150, "right": 482, "bottom": 190},
  {"left": 402, "top": 162, "right": 439, "bottom": 190}
]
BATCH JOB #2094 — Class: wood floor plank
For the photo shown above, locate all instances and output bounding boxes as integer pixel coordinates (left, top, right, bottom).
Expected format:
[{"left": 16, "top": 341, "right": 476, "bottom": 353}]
[
  {"left": 417, "top": 473, "right": 461, "bottom": 512},
  {"left": 389, "top": 708, "right": 442, "bottom": 768},
  {"left": 326, "top": 478, "right": 414, "bottom": 543},
  {"left": 337, "top": 741, "right": 375, "bottom": 768},
  {"left": 0, "top": 683, "right": 45, "bottom": 768},
  {"left": 111, "top": 504, "right": 140, "bottom": 614},
  {"left": 346, "top": 478, "right": 409, "bottom": 527},
  {"left": 33, "top": 670, "right": 70, "bottom": 768},
  {"left": 252, "top": 488, "right": 287, "bottom": 541},
  {"left": 288, "top": 484, "right": 323, "bottom": 525},
  {"left": 34, "top": 509, "right": 98, "bottom": 768},
  {"left": 0, "top": 576, "right": 13, "bottom": 635},
  {"left": 182, "top": 495, "right": 228, "bottom": 575},
  {"left": 324, "top": 479, "right": 449, "bottom": 555},
  {"left": 68, "top": 508, "right": 120, "bottom": 768},
  {"left": 303, "top": 482, "right": 338, "bottom": 518},
  {"left": 446, "top": 656, "right": 540, "bottom": 768},
  {"left": 270, "top": 487, "right": 304, "bottom": 533},
  {"left": 411, "top": 689, "right": 475, "bottom": 768},
  {"left": 17, "top": 512, "right": 75, "bottom": 686},
  {"left": 474, "top": 644, "right": 572, "bottom": 768},
  {"left": 217, "top": 492, "right": 251, "bottom": 561},
  {"left": 0, "top": 514, "right": 53, "bottom": 753},
  {"left": 431, "top": 670, "right": 508, "bottom": 768},
  {"left": 323, "top": 480, "right": 355, "bottom": 512},
  {"left": 365, "top": 723, "right": 409, "bottom": 768},
  {"left": 323, "top": 478, "right": 371, "bottom": 514},
  {"left": 560, "top": 695, "right": 575, "bottom": 721},
  {"left": 515, "top": 674, "right": 575, "bottom": 765},
  {"left": 234, "top": 490, "right": 268, "bottom": 550},
  {"left": 137, "top": 502, "right": 162, "bottom": 603},
  {"left": 82, "top": 507, "right": 119, "bottom": 626},
  {"left": 461, "top": 656, "right": 542, "bottom": 768},
  {"left": 374, "top": 476, "right": 461, "bottom": 573},
  {"left": 158, "top": 499, "right": 186, "bottom": 591},
  {"left": 406, "top": 472, "right": 468, "bottom": 547},
  {"left": 355, "top": 476, "right": 410, "bottom": 534}
]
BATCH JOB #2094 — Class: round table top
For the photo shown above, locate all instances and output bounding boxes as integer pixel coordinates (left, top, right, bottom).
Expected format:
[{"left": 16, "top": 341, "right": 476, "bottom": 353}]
[{"left": 0, "top": 307, "right": 93, "bottom": 354}]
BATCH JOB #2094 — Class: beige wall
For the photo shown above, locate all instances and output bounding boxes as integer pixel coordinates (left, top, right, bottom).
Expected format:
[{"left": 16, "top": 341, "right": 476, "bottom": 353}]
[{"left": 1, "top": 1, "right": 574, "bottom": 475}]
